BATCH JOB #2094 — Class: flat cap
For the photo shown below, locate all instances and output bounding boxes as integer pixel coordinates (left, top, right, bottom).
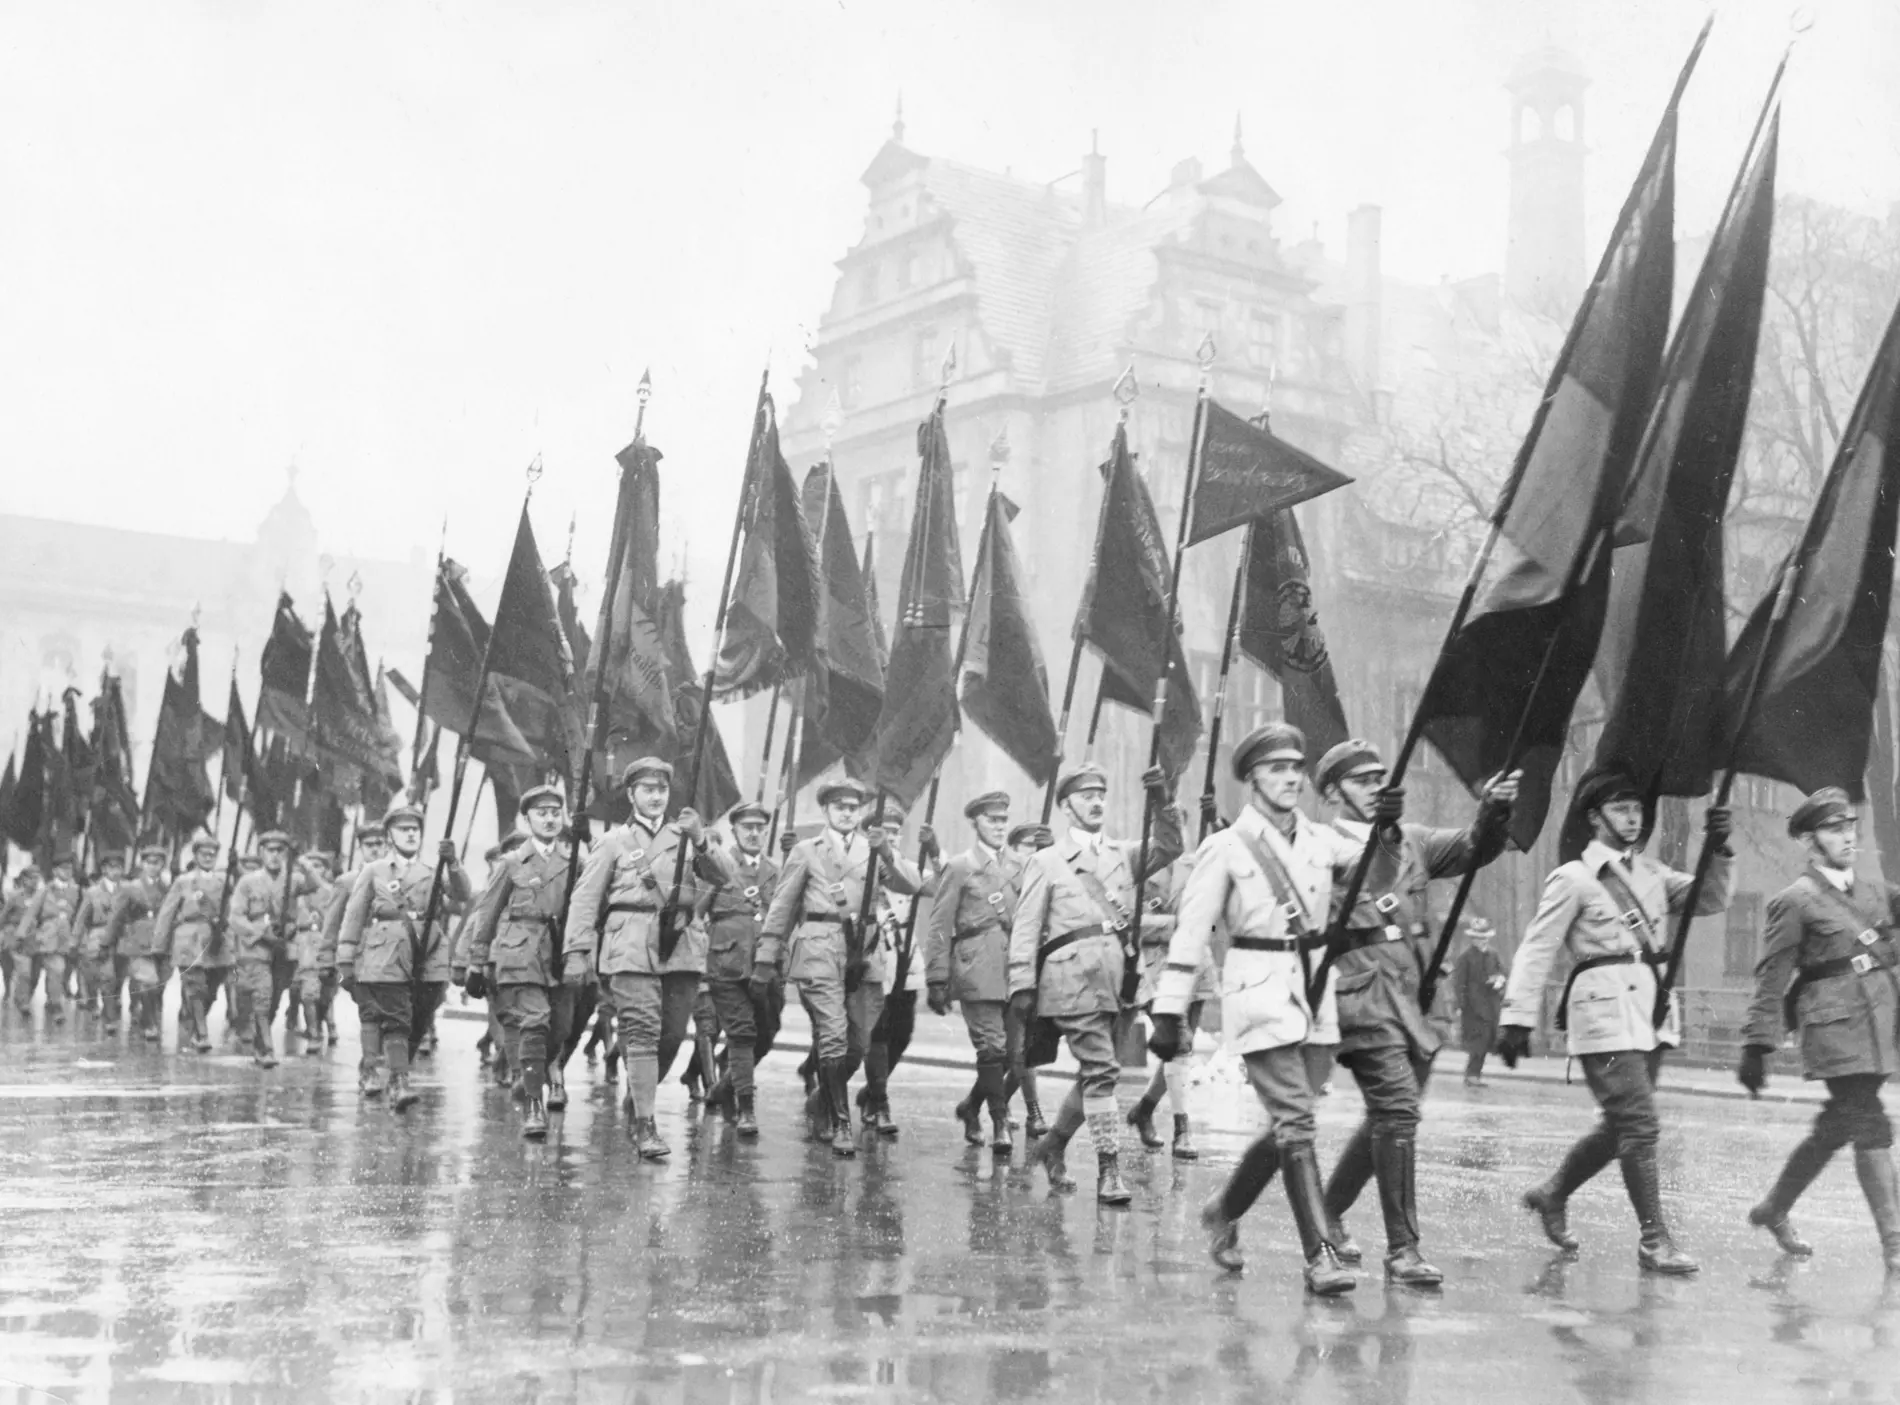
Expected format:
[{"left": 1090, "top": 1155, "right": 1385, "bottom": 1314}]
[
  {"left": 138, "top": 844, "right": 171, "bottom": 862},
  {"left": 727, "top": 801, "right": 770, "bottom": 826},
  {"left": 239, "top": 854, "right": 262, "bottom": 869},
  {"left": 98, "top": 851, "right": 126, "bottom": 866},
  {"left": 817, "top": 779, "right": 870, "bottom": 807},
  {"left": 383, "top": 802, "right": 426, "bottom": 829},
  {"left": 1315, "top": 738, "right": 1384, "bottom": 795},
  {"left": 256, "top": 829, "right": 291, "bottom": 848},
  {"left": 1231, "top": 722, "right": 1307, "bottom": 781},
  {"left": 964, "top": 789, "right": 1012, "bottom": 820},
  {"left": 1055, "top": 764, "right": 1110, "bottom": 803},
  {"left": 1573, "top": 766, "right": 1642, "bottom": 815},
  {"left": 356, "top": 820, "right": 386, "bottom": 840},
  {"left": 188, "top": 829, "right": 221, "bottom": 852},
  {"left": 1789, "top": 786, "right": 1855, "bottom": 838},
  {"left": 620, "top": 756, "right": 674, "bottom": 788},
  {"left": 1463, "top": 915, "right": 1497, "bottom": 938},
  {"left": 518, "top": 783, "right": 566, "bottom": 815},
  {"left": 17, "top": 864, "right": 41, "bottom": 881},
  {"left": 50, "top": 850, "right": 74, "bottom": 867}
]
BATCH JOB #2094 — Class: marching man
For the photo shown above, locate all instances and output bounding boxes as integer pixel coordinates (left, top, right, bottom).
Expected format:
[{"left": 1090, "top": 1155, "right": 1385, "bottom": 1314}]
[
  {"left": 695, "top": 800, "right": 779, "bottom": 1137},
  {"left": 226, "top": 831, "right": 310, "bottom": 1067},
  {"left": 154, "top": 832, "right": 226, "bottom": 1052},
  {"left": 1496, "top": 765, "right": 1731, "bottom": 1274},
  {"left": 1738, "top": 787, "right": 1900, "bottom": 1277}
]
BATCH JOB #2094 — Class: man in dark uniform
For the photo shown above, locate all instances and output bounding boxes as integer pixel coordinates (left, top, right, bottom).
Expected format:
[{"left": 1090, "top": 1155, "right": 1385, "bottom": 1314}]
[
  {"left": 927, "top": 790, "right": 1028, "bottom": 1151},
  {"left": 1497, "top": 765, "right": 1732, "bottom": 1273},
  {"left": 1738, "top": 787, "right": 1900, "bottom": 1276},
  {"left": 107, "top": 849, "right": 170, "bottom": 1040},
  {"left": 466, "top": 784, "right": 574, "bottom": 1139},
  {"left": 73, "top": 853, "right": 125, "bottom": 1026},
  {"left": 155, "top": 832, "right": 226, "bottom": 1052},
  {"left": 19, "top": 852, "right": 82, "bottom": 1024},
  {"left": 1452, "top": 917, "right": 1506, "bottom": 1087},
  {"left": 1313, "top": 738, "right": 1518, "bottom": 1285},
  {"left": 696, "top": 801, "right": 777, "bottom": 1137}
]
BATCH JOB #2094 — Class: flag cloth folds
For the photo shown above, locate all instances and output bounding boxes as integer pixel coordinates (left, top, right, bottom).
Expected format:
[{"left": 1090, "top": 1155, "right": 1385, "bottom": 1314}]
[
  {"left": 1078, "top": 424, "right": 1203, "bottom": 783},
  {"left": 658, "top": 581, "right": 740, "bottom": 821},
  {"left": 143, "top": 626, "right": 217, "bottom": 844},
  {"left": 53, "top": 690, "right": 91, "bottom": 859},
  {"left": 312, "top": 597, "right": 402, "bottom": 793},
  {"left": 419, "top": 559, "right": 489, "bottom": 739},
  {"left": 1724, "top": 300, "right": 1900, "bottom": 796},
  {"left": 714, "top": 391, "right": 822, "bottom": 699},
  {"left": 87, "top": 674, "right": 140, "bottom": 853},
  {"left": 222, "top": 677, "right": 277, "bottom": 829},
  {"left": 1188, "top": 399, "right": 1356, "bottom": 547},
  {"left": 588, "top": 439, "right": 678, "bottom": 763},
  {"left": 1414, "top": 105, "right": 1678, "bottom": 848},
  {"left": 0, "top": 755, "right": 15, "bottom": 855},
  {"left": 474, "top": 506, "right": 581, "bottom": 774},
  {"left": 4, "top": 714, "right": 45, "bottom": 852},
  {"left": 960, "top": 490, "right": 1059, "bottom": 786},
  {"left": 796, "top": 463, "right": 886, "bottom": 785},
  {"left": 1591, "top": 110, "right": 1777, "bottom": 815},
  {"left": 257, "top": 594, "right": 315, "bottom": 749},
  {"left": 1238, "top": 510, "right": 1350, "bottom": 760},
  {"left": 870, "top": 406, "right": 966, "bottom": 807}
]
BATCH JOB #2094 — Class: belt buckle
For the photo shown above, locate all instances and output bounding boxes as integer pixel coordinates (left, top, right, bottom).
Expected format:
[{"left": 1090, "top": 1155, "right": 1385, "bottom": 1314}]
[
  {"left": 1858, "top": 928, "right": 1881, "bottom": 947},
  {"left": 1852, "top": 953, "right": 1876, "bottom": 975},
  {"left": 1374, "top": 893, "right": 1400, "bottom": 917},
  {"left": 987, "top": 892, "right": 1005, "bottom": 910},
  {"left": 1620, "top": 910, "right": 1645, "bottom": 931},
  {"left": 743, "top": 886, "right": 760, "bottom": 901},
  {"left": 1383, "top": 926, "right": 1405, "bottom": 943}
]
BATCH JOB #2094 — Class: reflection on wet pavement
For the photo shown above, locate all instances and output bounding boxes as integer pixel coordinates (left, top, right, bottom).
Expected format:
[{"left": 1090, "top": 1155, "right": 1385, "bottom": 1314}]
[{"left": 1, "top": 1008, "right": 1896, "bottom": 1402}]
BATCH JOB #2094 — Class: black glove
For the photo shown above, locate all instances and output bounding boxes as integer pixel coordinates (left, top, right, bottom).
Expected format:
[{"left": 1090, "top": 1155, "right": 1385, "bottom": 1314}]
[
  {"left": 1008, "top": 989, "right": 1036, "bottom": 1024},
  {"left": 1373, "top": 785, "right": 1406, "bottom": 828},
  {"left": 779, "top": 832, "right": 796, "bottom": 856},
  {"left": 1198, "top": 794, "right": 1221, "bottom": 833},
  {"left": 1141, "top": 765, "right": 1169, "bottom": 803},
  {"left": 1147, "top": 1012, "right": 1184, "bottom": 1062},
  {"left": 926, "top": 982, "right": 950, "bottom": 1016},
  {"left": 1737, "top": 1043, "right": 1770, "bottom": 1096},
  {"left": 338, "top": 966, "right": 357, "bottom": 997},
  {"left": 749, "top": 966, "right": 777, "bottom": 1006},
  {"left": 570, "top": 814, "right": 592, "bottom": 847},
  {"left": 438, "top": 838, "right": 458, "bottom": 863},
  {"left": 1495, "top": 1024, "right": 1533, "bottom": 1069},
  {"left": 1705, "top": 804, "right": 1733, "bottom": 853},
  {"left": 917, "top": 825, "right": 941, "bottom": 863},
  {"left": 464, "top": 969, "right": 489, "bottom": 1000}
]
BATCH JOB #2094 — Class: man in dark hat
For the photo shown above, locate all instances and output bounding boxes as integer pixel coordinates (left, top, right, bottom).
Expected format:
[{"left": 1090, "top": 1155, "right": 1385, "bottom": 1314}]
[
  {"left": 465, "top": 783, "right": 577, "bottom": 1139},
  {"left": 927, "top": 790, "right": 1038, "bottom": 1149},
  {"left": 227, "top": 831, "right": 313, "bottom": 1067},
  {"left": 755, "top": 779, "right": 926, "bottom": 1155},
  {"left": 107, "top": 849, "right": 170, "bottom": 1040},
  {"left": 1496, "top": 764, "right": 1732, "bottom": 1274},
  {"left": 1737, "top": 787, "right": 1900, "bottom": 1277},
  {"left": 1451, "top": 916, "right": 1506, "bottom": 1087},
  {"left": 1147, "top": 723, "right": 1362, "bottom": 1291},
  {"left": 692, "top": 800, "right": 778, "bottom": 1137},
  {"left": 338, "top": 803, "right": 471, "bottom": 1111},
  {"left": 1311, "top": 737, "right": 1518, "bottom": 1287},
  {"left": 155, "top": 831, "right": 227, "bottom": 1052},
  {"left": 1009, "top": 760, "right": 1179, "bottom": 1204},
  {"left": 566, "top": 757, "right": 735, "bottom": 1160}
]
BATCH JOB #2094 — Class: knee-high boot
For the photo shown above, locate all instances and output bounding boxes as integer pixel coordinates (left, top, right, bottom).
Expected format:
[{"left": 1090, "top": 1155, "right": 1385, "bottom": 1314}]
[
  {"left": 1749, "top": 1132, "right": 1839, "bottom": 1256},
  {"left": 1855, "top": 1147, "right": 1900, "bottom": 1277},
  {"left": 1283, "top": 1142, "right": 1356, "bottom": 1296},
  {"left": 1523, "top": 1121, "right": 1616, "bottom": 1251},
  {"left": 1373, "top": 1134, "right": 1441, "bottom": 1285},
  {"left": 1622, "top": 1146, "right": 1697, "bottom": 1274}
]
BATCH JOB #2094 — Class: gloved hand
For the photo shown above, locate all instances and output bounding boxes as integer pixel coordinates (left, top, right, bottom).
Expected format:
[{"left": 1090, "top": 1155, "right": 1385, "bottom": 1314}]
[
  {"left": 676, "top": 807, "right": 704, "bottom": 842},
  {"left": 779, "top": 831, "right": 797, "bottom": 856},
  {"left": 1141, "top": 765, "right": 1169, "bottom": 803},
  {"left": 570, "top": 814, "right": 592, "bottom": 847},
  {"left": 1198, "top": 794, "right": 1222, "bottom": 834},
  {"left": 1705, "top": 805, "right": 1734, "bottom": 853},
  {"left": 464, "top": 968, "right": 489, "bottom": 1000},
  {"left": 749, "top": 964, "right": 777, "bottom": 1006},
  {"left": 450, "top": 965, "right": 466, "bottom": 989},
  {"left": 917, "top": 825, "right": 941, "bottom": 864},
  {"left": 926, "top": 982, "right": 950, "bottom": 1016},
  {"left": 1737, "top": 1043, "right": 1770, "bottom": 1096},
  {"left": 562, "top": 952, "right": 591, "bottom": 990},
  {"left": 1495, "top": 1024, "right": 1533, "bottom": 1068},
  {"left": 1147, "top": 1012, "right": 1184, "bottom": 1061},
  {"left": 338, "top": 964, "right": 356, "bottom": 996},
  {"left": 1373, "top": 785, "right": 1406, "bottom": 828},
  {"left": 438, "top": 838, "right": 458, "bottom": 863},
  {"left": 1008, "top": 989, "right": 1036, "bottom": 1024}
]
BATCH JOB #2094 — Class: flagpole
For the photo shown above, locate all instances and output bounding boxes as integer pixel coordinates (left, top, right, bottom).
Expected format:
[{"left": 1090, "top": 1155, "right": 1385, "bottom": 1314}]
[
  {"left": 459, "top": 770, "right": 487, "bottom": 863},
  {"left": 754, "top": 682, "right": 783, "bottom": 804},
  {"left": 1199, "top": 520, "right": 1254, "bottom": 841},
  {"left": 1126, "top": 335, "right": 1215, "bottom": 1001},
  {"left": 555, "top": 369, "right": 652, "bottom": 953},
  {"left": 1042, "top": 364, "right": 1139, "bottom": 824},
  {"left": 412, "top": 519, "right": 448, "bottom": 793},
  {"left": 769, "top": 678, "right": 805, "bottom": 853},
  {"left": 661, "top": 367, "right": 772, "bottom": 954}
]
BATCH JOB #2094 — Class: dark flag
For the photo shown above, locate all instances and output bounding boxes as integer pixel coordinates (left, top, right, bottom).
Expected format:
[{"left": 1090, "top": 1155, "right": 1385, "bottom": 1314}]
[
  {"left": 1238, "top": 509, "right": 1350, "bottom": 760},
  {"left": 551, "top": 559, "right": 593, "bottom": 679},
  {"left": 714, "top": 391, "right": 822, "bottom": 699},
  {"left": 419, "top": 558, "right": 490, "bottom": 738},
  {"left": 796, "top": 464, "right": 886, "bottom": 785},
  {"left": 1078, "top": 424, "right": 1202, "bottom": 783},
  {"left": 144, "top": 626, "right": 217, "bottom": 843},
  {"left": 588, "top": 440, "right": 678, "bottom": 761},
  {"left": 312, "top": 596, "right": 401, "bottom": 797},
  {"left": 4, "top": 714, "right": 45, "bottom": 852},
  {"left": 863, "top": 534, "right": 890, "bottom": 674},
  {"left": 0, "top": 755, "right": 14, "bottom": 860},
  {"left": 960, "top": 490, "right": 1059, "bottom": 786},
  {"left": 363, "top": 667, "right": 404, "bottom": 816},
  {"left": 656, "top": 580, "right": 740, "bottom": 821},
  {"left": 257, "top": 594, "right": 315, "bottom": 750},
  {"left": 54, "top": 690, "right": 91, "bottom": 859},
  {"left": 1188, "top": 399, "right": 1356, "bottom": 547},
  {"left": 222, "top": 678, "right": 276, "bottom": 827},
  {"left": 475, "top": 506, "right": 581, "bottom": 773},
  {"left": 1414, "top": 100, "right": 1678, "bottom": 847},
  {"left": 1724, "top": 299, "right": 1900, "bottom": 795},
  {"left": 870, "top": 405, "right": 966, "bottom": 807},
  {"left": 87, "top": 674, "right": 140, "bottom": 853},
  {"left": 407, "top": 723, "right": 441, "bottom": 808}
]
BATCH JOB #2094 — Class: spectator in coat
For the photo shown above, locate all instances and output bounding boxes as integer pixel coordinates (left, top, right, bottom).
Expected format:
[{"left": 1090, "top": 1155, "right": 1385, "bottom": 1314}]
[{"left": 1452, "top": 917, "right": 1506, "bottom": 1087}]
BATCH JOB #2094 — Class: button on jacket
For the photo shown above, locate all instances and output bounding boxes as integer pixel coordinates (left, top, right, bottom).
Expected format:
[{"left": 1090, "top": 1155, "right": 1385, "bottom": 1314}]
[
  {"left": 294, "top": 878, "right": 337, "bottom": 975},
  {"left": 1741, "top": 866, "right": 1900, "bottom": 1080},
  {"left": 756, "top": 830, "right": 925, "bottom": 984},
  {"left": 1501, "top": 839, "right": 1731, "bottom": 1056},
  {"left": 337, "top": 855, "right": 470, "bottom": 984},
  {"left": 467, "top": 840, "right": 577, "bottom": 986},
  {"left": 1152, "top": 805, "right": 1355, "bottom": 1052},
  {"left": 155, "top": 869, "right": 228, "bottom": 969},
  {"left": 1326, "top": 812, "right": 1507, "bottom": 1056},
  {"left": 702, "top": 850, "right": 779, "bottom": 982},
  {"left": 925, "top": 843, "right": 1024, "bottom": 1004},
  {"left": 564, "top": 819, "right": 737, "bottom": 977}
]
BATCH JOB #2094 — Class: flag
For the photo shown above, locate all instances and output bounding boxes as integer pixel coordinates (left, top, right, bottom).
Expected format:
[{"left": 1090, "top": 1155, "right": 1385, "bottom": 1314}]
[
  {"left": 1188, "top": 399, "right": 1355, "bottom": 546},
  {"left": 870, "top": 405, "right": 966, "bottom": 807},
  {"left": 1724, "top": 300, "right": 1900, "bottom": 795},
  {"left": 960, "top": 490, "right": 1059, "bottom": 785},
  {"left": 221, "top": 678, "right": 274, "bottom": 825},
  {"left": 312, "top": 597, "right": 399, "bottom": 795},
  {"left": 4, "top": 714, "right": 45, "bottom": 852},
  {"left": 1078, "top": 424, "right": 1202, "bottom": 783},
  {"left": 407, "top": 724, "right": 440, "bottom": 808},
  {"left": 144, "top": 626, "right": 216, "bottom": 842},
  {"left": 1588, "top": 111, "right": 1778, "bottom": 833},
  {"left": 257, "top": 594, "right": 314, "bottom": 749},
  {"left": 795, "top": 463, "right": 886, "bottom": 785},
  {"left": 474, "top": 506, "right": 581, "bottom": 773},
  {"left": 0, "top": 755, "right": 15, "bottom": 860},
  {"left": 587, "top": 439, "right": 678, "bottom": 763},
  {"left": 419, "top": 558, "right": 490, "bottom": 739},
  {"left": 1414, "top": 94, "right": 1679, "bottom": 847},
  {"left": 863, "top": 534, "right": 890, "bottom": 674},
  {"left": 363, "top": 667, "right": 404, "bottom": 816},
  {"left": 87, "top": 674, "right": 140, "bottom": 853},
  {"left": 551, "top": 559, "right": 593, "bottom": 679},
  {"left": 714, "top": 390, "right": 822, "bottom": 699},
  {"left": 51, "top": 690, "right": 90, "bottom": 859},
  {"left": 1238, "top": 510, "right": 1350, "bottom": 760},
  {"left": 655, "top": 580, "right": 740, "bottom": 822}
]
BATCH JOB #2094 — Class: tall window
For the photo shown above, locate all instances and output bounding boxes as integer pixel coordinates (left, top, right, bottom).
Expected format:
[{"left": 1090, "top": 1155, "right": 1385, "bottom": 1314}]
[
  {"left": 842, "top": 356, "right": 864, "bottom": 410},
  {"left": 1248, "top": 310, "right": 1277, "bottom": 370},
  {"left": 1725, "top": 892, "right": 1764, "bottom": 981}
]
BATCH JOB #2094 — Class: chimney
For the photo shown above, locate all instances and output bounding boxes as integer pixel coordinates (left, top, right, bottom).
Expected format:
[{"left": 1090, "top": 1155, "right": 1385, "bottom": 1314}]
[
  {"left": 1083, "top": 130, "right": 1107, "bottom": 226},
  {"left": 1345, "top": 204, "right": 1382, "bottom": 406}
]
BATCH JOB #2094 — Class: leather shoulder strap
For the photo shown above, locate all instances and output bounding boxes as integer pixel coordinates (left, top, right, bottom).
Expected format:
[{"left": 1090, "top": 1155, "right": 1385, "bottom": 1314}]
[
  {"left": 1594, "top": 862, "right": 1660, "bottom": 950},
  {"left": 1230, "top": 825, "right": 1314, "bottom": 935}
]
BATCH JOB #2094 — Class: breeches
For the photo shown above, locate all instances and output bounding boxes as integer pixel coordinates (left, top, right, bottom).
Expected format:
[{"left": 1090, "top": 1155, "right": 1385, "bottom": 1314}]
[
  {"left": 496, "top": 983, "right": 554, "bottom": 1066},
  {"left": 801, "top": 976, "right": 850, "bottom": 1062},
  {"left": 1338, "top": 1042, "right": 1433, "bottom": 1140},
  {"left": 608, "top": 971, "right": 698, "bottom": 1071},
  {"left": 1242, "top": 1044, "right": 1319, "bottom": 1149},
  {"left": 1052, "top": 1011, "right": 1119, "bottom": 1102},
  {"left": 1814, "top": 1073, "right": 1892, "bottom": 1152},
  {"left": 1578, "top": 1048, "right": 1662, "bottom": 1158},
  {"left": 961, "top": 999, "right": 1009, "bottom": 1064}
]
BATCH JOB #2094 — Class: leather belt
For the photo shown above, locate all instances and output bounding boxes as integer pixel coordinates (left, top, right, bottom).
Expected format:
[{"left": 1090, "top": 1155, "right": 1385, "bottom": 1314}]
[
  {"left": 1037, "top": 924, "right": 1106, "bottom": 958},
  {"left": 953, "top": 918, "right": 1004, "bottom": 943},
  {"left": 802, "top": 912, "right": 849, "bottom": 925},
  {"left": 1556, "top": 950, "right": 1663, "bottom": 1030},
  {"left": 1232, "top": 932, "right": 1330, "bottom": 953},
  {"left": 606, "top": 902, "right": 659, "bottom": 915},
  {"left": 1337, "top": 925, "right": 1415, "bottom": 954},
  {"left": 1800, "top": 951, "right": 1893, "bottom": 981}
]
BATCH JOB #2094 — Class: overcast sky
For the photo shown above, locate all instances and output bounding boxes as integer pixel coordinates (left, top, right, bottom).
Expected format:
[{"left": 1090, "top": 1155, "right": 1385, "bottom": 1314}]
[{"left": 4, "top": 0, "right": 1897, "bottom": 618}]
